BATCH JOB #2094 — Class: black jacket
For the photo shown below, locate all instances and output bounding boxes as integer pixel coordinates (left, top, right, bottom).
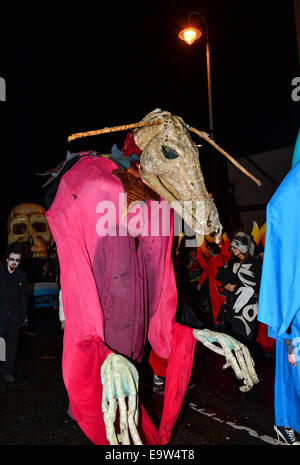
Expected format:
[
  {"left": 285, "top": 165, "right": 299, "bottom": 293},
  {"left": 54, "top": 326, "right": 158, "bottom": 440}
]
[
  {"left": 225, "top": 255, "right": 262, "bottom": 295},
  {"left": 0, "top": 265, "right": 28, "bottom": 326}
]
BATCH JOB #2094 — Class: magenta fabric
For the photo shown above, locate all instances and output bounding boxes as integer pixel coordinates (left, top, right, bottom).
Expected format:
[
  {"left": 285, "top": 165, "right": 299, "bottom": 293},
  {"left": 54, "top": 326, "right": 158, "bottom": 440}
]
[{"left": 46, "top": 154, "right": 195, "bottom": 444}]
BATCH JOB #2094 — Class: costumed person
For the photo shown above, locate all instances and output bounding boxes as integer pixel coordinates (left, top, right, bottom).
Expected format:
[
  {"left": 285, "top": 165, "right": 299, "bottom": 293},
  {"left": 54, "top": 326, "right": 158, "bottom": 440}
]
[
  {"left": 215, "top": 233, "right": 262, "bottom": 354},
  {"left": 196, "top": 241, "right": 228, "bottom": 326},
  {"left": 258, "top": 128, "right": 300, "bottom": 445},
  {"left": 214, "top": 267, "right": 254, "bottom": 341},
  {"left": 0, "top": 242, "right": 28, "bottom": 383},
  {"left": 42, "top": 122, "right": 200, "bottom": 445},
  {"left": 40, "top": 109, "right": 259, "bottom": 445}
]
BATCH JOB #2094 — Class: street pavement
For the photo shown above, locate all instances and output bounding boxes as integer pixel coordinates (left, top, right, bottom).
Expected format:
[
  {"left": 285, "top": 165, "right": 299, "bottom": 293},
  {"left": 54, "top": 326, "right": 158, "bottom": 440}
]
[{"left": 0, "top": 305, "right": 290, "bottom": 447}]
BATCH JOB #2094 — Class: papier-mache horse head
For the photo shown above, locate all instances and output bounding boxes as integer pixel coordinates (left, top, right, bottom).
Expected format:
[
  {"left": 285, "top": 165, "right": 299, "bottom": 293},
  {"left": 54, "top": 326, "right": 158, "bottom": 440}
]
[
  {"left": 133, "top": 108, "right": 220, "bottom": 241},
  {"left": 67, "top": 108, "right": 261, "bottom": 244}
]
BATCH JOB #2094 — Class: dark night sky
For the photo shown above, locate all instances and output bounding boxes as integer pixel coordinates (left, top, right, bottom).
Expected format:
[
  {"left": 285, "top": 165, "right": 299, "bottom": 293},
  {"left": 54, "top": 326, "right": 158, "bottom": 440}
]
[{"left": 0, "top": 0, "right": 299, "bottom": 252}]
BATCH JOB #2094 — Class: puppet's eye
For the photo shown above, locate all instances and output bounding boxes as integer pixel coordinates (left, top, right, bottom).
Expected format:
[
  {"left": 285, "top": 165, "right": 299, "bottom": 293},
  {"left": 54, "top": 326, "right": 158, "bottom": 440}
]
[
  {"left": 13, "top": 222, "right": 27, "bottom": 234},
  {"left": 32, "top": 222, "right": 47, "bottom": 232},
  {"left": 162, "top": 145, "right": 179, "bottom": 160}
]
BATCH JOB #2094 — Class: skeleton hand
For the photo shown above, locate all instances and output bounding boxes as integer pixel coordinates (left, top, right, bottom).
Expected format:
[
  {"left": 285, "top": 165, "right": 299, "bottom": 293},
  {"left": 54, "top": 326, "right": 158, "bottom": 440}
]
[
  {"left": 193, "top": 329, "right": 259, "bottom": 392},
  {"left": 101, "top": 353, "right": 142, "bottom": 445}
]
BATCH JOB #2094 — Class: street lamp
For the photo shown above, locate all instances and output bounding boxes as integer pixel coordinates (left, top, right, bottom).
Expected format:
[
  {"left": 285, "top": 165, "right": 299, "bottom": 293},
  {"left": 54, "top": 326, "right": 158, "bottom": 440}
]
[
  {"left": 178, "top": 12, "right": 229, "bottom": 225},
  {"left": 178, "top": 11, "right": 214, "bottom": 140}
]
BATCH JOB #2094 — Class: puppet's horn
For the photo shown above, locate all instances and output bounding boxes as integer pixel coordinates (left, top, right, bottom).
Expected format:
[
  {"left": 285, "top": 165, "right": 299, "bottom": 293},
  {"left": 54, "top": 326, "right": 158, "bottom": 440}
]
[
  {"left": 68, "top": 119, "right": 162, "bottom": 142},
  {"left": 188, "top": 126, "right": 262, "bottom": 186}
]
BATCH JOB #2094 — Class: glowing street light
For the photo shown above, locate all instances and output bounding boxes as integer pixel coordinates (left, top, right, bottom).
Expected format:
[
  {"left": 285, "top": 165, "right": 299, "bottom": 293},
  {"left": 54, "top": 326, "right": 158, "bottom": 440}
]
[
  {"left": 178, "top": 27, "right": 201, "bottom": 45},
  {"left": 178, "top": 12, "right": 214, "bottom": 140}
]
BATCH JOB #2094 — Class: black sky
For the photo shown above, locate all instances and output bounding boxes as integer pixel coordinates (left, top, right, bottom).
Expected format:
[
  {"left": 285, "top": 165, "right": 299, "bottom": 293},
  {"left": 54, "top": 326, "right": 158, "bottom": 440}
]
[{"left": 0, "top": 0, "right": 299, "bottom": 252}]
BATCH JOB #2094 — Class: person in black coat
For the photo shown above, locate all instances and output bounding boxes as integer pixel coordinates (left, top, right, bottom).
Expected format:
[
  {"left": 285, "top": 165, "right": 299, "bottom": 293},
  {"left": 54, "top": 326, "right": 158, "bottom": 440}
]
[{"left": 0, "top": 242, "right": 28, "bottom": 382}]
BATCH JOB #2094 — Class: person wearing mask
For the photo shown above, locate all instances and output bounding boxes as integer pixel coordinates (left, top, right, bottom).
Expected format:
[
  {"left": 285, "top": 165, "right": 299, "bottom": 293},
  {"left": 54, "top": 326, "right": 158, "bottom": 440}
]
[{"left": 0, "top": 243, "right": 28, "bottom": 383}]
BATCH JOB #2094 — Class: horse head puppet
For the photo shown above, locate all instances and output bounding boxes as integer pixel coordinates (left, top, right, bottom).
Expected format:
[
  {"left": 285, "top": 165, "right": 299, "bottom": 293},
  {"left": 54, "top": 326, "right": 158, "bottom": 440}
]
[{"left": 45, "top": 109, "right": 260, "bottom": 446}]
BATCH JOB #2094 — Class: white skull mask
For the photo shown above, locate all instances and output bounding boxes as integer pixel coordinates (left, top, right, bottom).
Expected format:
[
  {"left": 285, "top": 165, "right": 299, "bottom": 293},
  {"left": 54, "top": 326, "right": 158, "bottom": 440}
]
[{"left": 7, "top": 203, "right": 52, "bottom": 258}]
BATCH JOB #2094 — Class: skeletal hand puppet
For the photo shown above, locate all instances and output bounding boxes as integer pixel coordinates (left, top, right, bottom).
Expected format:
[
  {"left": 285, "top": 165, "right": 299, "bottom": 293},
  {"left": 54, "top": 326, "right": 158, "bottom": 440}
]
[{"left": 44, "top": 109, "right": 259, "bottom": 445}]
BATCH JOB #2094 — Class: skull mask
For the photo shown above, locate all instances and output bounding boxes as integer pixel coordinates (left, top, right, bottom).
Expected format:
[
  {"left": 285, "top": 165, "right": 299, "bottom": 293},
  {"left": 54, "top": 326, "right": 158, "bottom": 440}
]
[
  {"left": 7, "top": 203, "right": 52, "bottom": 258},
  {"left": 134, "top": 109, "right": 221, "bottom": 243}
]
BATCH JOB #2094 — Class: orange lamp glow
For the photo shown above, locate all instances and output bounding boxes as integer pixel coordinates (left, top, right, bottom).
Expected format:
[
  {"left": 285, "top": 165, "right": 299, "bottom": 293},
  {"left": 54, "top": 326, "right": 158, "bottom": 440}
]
[{"left": 178, "top": 27, "right": 202, "bottom": 45}]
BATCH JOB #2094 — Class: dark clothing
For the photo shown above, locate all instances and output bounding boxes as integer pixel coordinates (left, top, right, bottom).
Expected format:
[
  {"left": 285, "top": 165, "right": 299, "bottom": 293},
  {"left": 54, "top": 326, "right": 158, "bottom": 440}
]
[
  {"left": 217, "top": 255, "right": 262, "bottom": 344},
  {"left": 0, "top": 266, "right": 27, "bottom": 325},
  {"left": 221, "top": 285, "right": 258, "bottom": 342},
  {"left": 0, "top": 266, "right": 28, "bottom": 375},
  {"left": 225, "top": 255, "right": 262, "bottom": 295},
  {"left": 0, "top": 323, "right": 21, "bottom": 374}
]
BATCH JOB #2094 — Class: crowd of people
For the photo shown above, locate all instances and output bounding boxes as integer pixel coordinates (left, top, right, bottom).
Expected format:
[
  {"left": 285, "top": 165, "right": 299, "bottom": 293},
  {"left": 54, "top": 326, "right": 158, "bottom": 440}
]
[
  {"left": 175, "top": 230, "right": 265, "bottom": 354},
  {"left": 174, "top": 223, "right": 300, "bottom": 445},
  {"left": 0, "top": 222, "right": 299, "bottom": 444}
]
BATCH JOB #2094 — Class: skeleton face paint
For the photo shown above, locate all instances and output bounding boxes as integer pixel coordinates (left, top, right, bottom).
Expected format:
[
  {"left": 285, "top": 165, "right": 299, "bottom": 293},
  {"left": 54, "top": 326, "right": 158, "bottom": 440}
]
[{"left": 7, "top": 253, "right": 22, "bottom": 273}]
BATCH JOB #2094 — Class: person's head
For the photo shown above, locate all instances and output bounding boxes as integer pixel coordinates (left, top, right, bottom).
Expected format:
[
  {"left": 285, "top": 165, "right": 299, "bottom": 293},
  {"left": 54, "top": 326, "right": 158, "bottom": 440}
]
[
  {"left": 6, "top": 243, "right": 24, "bottom": 273},
  {"left": 230, "top": 235, "right": 250, "bottom": 261},
  {"left": 206, "top": 242, "right": 221, "bottom": 256}
]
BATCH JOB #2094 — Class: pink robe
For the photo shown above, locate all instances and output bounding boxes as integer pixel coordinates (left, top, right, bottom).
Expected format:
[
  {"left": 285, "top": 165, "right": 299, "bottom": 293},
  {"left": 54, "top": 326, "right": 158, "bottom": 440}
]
[{"left": 46, "top": 153, "right": 196, "bottom": 445}]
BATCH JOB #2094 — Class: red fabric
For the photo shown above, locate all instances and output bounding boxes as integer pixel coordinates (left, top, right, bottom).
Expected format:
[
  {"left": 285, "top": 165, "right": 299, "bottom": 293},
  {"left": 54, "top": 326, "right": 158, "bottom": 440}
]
[
  {"left": 46, "top": 154, "right": 195, "bottom": 445},
  {"left": 159, "top": 324, "right": 196, "bottom": 444},
  {"left": 64, "top": 333, "right": 160, "bottom": 445},
  {"left": 148, "top": 349, "right": 168, "bottom": 378},
  {"left": 256, "top": 322, "right": 276, "bottom": 353},
  {"left": 220, "top": 239, "right": 232, "bottom": 263},
  {"left": 62, "top": 333, "right": 112, "bottom": 444},
  {"left": 121, "top": 131, "right": 142, "bottom": 158},
  {"left": 189, "top": 253, "right": 201, "bottom": 273},
  {"left": 197, "top": 249, "right": 226, "bottom": 324}
]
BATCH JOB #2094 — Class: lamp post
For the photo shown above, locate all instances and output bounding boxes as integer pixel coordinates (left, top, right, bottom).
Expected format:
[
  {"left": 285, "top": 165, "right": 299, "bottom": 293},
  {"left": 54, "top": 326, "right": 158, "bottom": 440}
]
[
  {"left": 178, "top": 11, "right": 214, "bottom": 140},
  {"left": 178, "top": 12, "right": 229, "bottom": 228}
]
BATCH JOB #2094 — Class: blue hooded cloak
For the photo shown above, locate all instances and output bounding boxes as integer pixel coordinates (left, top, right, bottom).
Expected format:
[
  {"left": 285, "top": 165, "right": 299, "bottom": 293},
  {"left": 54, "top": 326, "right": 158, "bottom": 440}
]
[{"left": 258, "top": 129, "right": 300, "bottom": 432}]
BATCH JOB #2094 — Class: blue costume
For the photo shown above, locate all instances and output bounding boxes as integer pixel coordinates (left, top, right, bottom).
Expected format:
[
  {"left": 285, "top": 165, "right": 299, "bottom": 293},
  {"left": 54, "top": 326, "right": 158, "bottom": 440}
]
[{"left": 258, "top": 129, "right": 300, "bottom": 433}]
